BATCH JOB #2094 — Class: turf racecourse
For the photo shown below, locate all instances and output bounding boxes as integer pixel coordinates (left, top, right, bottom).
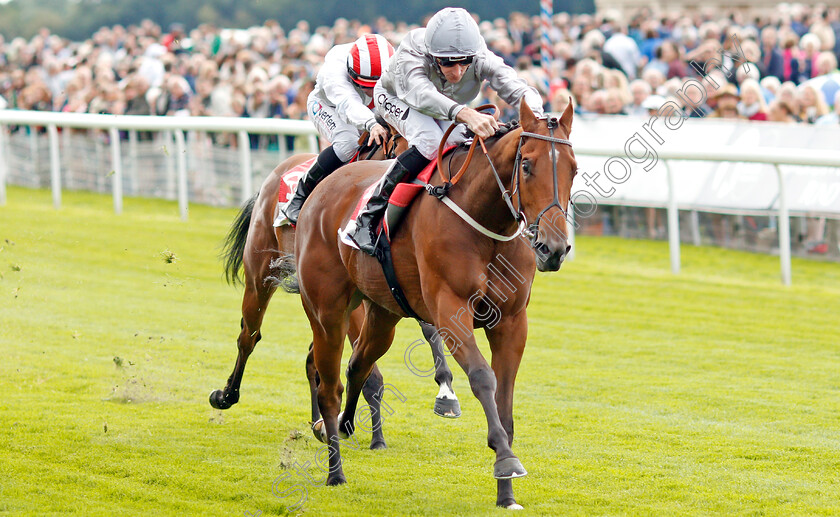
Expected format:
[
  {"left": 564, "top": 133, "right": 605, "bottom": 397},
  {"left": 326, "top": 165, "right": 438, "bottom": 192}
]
[{"left": 1, "top": 186, "right": 838, "bottom": 516}]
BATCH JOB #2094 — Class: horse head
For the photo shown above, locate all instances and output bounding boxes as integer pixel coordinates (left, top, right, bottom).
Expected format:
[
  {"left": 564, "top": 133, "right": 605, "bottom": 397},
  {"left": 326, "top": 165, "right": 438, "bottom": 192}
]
[{"left": 515, "top": 101, "right": 576, "bottom": 272}]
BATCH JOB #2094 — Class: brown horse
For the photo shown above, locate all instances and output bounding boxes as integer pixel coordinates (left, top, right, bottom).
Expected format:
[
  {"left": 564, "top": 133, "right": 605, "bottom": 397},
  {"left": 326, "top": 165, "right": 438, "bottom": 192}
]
[
  {"left": 294, "top": 101, "right": 576, "bottom": 508},
  {"left": 211, "top": 138, "right": 461, "bottom": 451}
]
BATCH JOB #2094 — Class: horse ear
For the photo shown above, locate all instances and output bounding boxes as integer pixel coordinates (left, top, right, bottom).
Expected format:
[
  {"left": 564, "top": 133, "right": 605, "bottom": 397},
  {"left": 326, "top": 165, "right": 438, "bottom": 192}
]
[
  {"left": 558, "top": 101, "right": 574, "bottom": 136},
  {"left": 519, "top": 99, "right": 537, "bottom": 129}
]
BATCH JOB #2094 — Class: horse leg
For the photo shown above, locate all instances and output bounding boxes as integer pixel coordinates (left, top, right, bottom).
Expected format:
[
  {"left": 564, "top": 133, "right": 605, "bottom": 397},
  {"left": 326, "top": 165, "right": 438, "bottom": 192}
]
[
  {"left": 307, "top": 301, "right": 350, "bottom": 486},
  {"left": 338, "top": 304, "right": 400, "bottom": 442},
  {"left": 209, "top": 279, "right": 274, "bottom": 409},
  {"left": 360, "top": 365, "right": 388, "bottom": 449},
  {"left": 486, "top": 312, "right": 528, "bottom": 510},
  {"left": 420, "top": 322, "right": 461, "bottom": 418},
  {"left": 348, "top": 306, "right": 388, "bottom": 449},
  {"left": 305, "top": 342, "right": 320, "bottom": 423},
  {"left": 434, "top": 294, "right": 526, "bottom": 490}
]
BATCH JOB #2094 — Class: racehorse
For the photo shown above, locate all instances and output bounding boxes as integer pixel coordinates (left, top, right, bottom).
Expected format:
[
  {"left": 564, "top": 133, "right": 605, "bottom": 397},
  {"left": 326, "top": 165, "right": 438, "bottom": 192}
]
[
  {"left": 293, "top": 101, "right": 576, "bottom": 509},
  {"left": 211, "top": 136, "right": 461, "bottom": 450}
]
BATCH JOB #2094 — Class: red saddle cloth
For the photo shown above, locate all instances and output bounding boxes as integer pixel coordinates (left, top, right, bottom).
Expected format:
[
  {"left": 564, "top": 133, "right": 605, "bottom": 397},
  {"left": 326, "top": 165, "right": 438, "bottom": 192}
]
[{"left": 277, "top": 157, "right": 317, "bottom": 204}]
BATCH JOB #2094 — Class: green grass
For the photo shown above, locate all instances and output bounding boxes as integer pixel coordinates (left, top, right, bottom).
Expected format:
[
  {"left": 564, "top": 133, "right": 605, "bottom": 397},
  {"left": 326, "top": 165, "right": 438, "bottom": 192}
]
[{"left": 1, "top": 186, "right": 839, "bottom": 516}]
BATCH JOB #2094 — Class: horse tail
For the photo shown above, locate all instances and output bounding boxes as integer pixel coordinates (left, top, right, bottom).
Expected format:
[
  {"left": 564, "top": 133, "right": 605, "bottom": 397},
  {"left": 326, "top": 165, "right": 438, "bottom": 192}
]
[
  {"left": 221, "top": 193, "right": 257, "bottom": 286},
  {"left": 268, "top": 253, "right": 299, "bottom": 294}
]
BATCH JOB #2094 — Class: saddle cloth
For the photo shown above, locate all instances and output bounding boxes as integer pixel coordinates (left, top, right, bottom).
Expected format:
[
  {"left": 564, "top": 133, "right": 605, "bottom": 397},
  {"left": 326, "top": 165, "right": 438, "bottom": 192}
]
[{"left": 273, "top": 157, "right": 317, "bottom": 227}]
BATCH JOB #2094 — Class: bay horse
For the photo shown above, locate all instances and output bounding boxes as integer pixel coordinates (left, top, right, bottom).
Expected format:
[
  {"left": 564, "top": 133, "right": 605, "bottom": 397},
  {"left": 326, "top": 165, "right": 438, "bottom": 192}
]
[
  {"left": 294, "top": 101, "right": 576, "bottom": 509},
  {"left": 211, "top": 137, "right": 461, "bottom": 451}
]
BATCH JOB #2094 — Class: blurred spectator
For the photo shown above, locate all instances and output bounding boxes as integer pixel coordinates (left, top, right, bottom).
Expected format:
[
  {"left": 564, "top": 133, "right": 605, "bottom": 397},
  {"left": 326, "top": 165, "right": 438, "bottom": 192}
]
[
  {"left": 737, "top": 79, "right": 768, "bottom": 121},
  {"left": 627, "top": 79, "right": 652, "bottom": 115},
  {"left": 767, "top": 99, "right": 797, "bottom": 122},
  {"left": 816, "top": 90, "right": 840, "bottom": 124},
  {"left": 796, "top": 83, "right": 829, "bottom": 122},
  {"left": 709, "top": 83, "right": 742, "bottom": 119},
  {"left": 155, "top": 75, "right": 191, "bottom": 116}
]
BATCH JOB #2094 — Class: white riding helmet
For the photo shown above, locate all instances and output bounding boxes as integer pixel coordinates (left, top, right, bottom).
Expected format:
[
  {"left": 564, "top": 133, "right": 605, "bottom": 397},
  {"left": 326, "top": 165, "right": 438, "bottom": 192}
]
[{"left": 424, "top": 7, "right": 482, "bottom": 58}]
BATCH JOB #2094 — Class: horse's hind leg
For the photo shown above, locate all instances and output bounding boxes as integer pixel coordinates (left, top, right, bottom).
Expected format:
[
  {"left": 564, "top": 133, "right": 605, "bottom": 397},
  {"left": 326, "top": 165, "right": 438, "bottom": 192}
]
[
  {"left": 338, "top": 304, "right": 401, "bottom": 442},
  {"left": 419, "top": 322, "right": 461, "bottom": 418},
  {"left": 210, "top": 263, "right": 276, "bottom": 410},
  {"left": 305, "top": 342, "right": 320, "bottom": 423},
  {"left": 347, "top": 306, "right": 388, "bottom": 449}
]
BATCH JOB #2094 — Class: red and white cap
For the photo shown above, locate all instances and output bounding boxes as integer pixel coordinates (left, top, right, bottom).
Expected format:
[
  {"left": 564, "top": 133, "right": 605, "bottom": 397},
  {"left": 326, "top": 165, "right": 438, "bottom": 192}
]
[{"left": 346, "top": 34, "right": 394, "bottom": 88}]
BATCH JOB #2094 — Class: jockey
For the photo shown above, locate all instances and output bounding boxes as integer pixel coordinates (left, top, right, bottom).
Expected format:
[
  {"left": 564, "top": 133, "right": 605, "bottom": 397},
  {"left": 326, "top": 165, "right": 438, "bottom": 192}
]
[
  {"left": 278, "top": 34, "right": 394, "bottom": 226},
  {"left": 344, "top": 7, "right": 545, "bottom": 255}
]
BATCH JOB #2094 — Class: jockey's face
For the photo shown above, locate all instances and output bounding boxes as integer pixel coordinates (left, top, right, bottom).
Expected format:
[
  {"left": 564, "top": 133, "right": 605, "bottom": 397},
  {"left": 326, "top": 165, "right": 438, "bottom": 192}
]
[{"left": 438, "top": 62, "right": 471, "bottom": 83}]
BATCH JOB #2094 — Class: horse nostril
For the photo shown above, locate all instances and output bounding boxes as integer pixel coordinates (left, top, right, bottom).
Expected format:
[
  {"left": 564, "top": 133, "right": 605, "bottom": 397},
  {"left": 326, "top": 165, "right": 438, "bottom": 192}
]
[{"left": 565, "top": 244, "right": 572, "bottom": 255}]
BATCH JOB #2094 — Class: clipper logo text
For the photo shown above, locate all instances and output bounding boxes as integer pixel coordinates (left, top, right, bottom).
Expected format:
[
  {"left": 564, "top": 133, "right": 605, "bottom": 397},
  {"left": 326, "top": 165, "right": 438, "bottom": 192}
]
[{"left": 378, "top": 94, "right": 403, "bottom": 119}]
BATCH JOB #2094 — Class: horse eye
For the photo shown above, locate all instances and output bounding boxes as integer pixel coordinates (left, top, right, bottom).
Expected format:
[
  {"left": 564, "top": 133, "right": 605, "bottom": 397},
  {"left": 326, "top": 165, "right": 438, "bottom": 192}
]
[{"left": 522, "top": 160, "right": 531, "bottom": 176}]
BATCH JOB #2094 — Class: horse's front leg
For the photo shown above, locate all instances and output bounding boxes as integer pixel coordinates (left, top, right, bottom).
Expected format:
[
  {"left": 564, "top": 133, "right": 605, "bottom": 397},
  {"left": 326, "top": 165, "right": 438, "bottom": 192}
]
[
  {"left": 486, "top": 311, "right": 529, "bottom": 510},
  {"left": 434, "top": 293, "right": 526, "bottom": 495},
  {"left": 419, "top": 322, "right": 461, "bottom": 418}
]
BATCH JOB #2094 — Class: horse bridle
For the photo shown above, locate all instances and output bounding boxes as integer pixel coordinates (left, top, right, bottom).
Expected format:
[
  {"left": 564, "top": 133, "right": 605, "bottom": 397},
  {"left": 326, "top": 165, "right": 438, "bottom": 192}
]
[{"left": 508, "top": 116, "right": 574, "bottom": 241}]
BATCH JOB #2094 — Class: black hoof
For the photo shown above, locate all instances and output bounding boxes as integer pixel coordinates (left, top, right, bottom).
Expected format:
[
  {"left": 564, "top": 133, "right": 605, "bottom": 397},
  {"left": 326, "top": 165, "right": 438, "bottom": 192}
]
[
  {"left": 326, "top": 474, "right": 347, "bottom": 486},
  {"left": 369, "top": 439, "right": 387, "bottom": 450},
  {"left": 494, "top": 457, "right": 527, "bottom": 479},
  {"left": 433, "top": 397, "right": 461, "bottom": 418},
  {"left": 208, "top": 389, "right": 238, "bottom": 410}
]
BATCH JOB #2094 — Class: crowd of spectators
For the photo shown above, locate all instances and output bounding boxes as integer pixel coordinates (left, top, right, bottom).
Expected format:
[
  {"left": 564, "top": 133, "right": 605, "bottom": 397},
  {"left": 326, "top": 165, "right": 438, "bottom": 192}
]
[
  {"left": 1, "top": 5, "right": 840, "bottom": 128},
  {"left": 1, "top": 5, "right": 837, "bottom": 253}
]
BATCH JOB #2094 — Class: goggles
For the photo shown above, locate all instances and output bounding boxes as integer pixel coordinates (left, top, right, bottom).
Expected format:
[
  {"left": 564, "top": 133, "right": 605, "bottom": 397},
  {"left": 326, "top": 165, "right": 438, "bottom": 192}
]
[{"left": 435, "top": 55, "right": 474, "bottom": 67}]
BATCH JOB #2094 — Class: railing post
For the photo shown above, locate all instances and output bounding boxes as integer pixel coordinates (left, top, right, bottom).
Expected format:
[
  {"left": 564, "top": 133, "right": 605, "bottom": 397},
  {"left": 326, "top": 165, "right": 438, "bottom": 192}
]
[
  {"left": 664, "top": 160, "right": 680, "bottom": 274},
  {"left": 238, "top": 130, "right": 253, "bottom": 204},
  {"left": 48, "top": 124, "right": 61, "bottom": 209},
  {"left": 0, "top": 126, "right": 7, "bottom": 206},
  {"left": 174, "top": 130, "right": 188, "bottom": 220},
  {"left": 164, "top": 131, "right": 176, "bottom": 200},
  {"left": 128, "top": 129, "right": 138, "bottom": 195},
  {"left": 109, "top": 127, "right": 123, "bottom": 214},
  {"left": 690, "top": 210, "right": 701, "bottom": 246},
  {"left": 775, "top": 164, "right": 792, "bottom": 286}
]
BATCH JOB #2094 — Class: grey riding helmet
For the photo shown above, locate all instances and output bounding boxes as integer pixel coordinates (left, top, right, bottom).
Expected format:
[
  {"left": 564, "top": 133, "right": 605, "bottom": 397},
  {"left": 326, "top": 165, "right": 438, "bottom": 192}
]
[{"left": 424, "top": 7, "right": 482, "bottom": 58}]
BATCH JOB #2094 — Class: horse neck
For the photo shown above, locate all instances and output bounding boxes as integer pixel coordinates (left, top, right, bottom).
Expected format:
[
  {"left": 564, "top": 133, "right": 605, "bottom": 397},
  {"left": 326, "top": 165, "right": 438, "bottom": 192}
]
[{"left": 451, "top": 128, "right": 521, "bottom": 235}]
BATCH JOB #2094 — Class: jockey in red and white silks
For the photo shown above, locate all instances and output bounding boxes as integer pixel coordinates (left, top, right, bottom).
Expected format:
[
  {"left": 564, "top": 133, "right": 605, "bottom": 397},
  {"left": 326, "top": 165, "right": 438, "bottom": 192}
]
[{"left": 279, "top": 34, "right": 393, "bottom": 227}]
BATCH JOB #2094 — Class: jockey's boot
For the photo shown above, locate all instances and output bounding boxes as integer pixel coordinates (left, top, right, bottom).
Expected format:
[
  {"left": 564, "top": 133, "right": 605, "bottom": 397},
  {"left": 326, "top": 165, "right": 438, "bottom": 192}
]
[
  {"left": 349, "top": 146, "right": 430, "bottom": 255},
  {"left": 279, "top": 146, "right": 344, "bottom": 226}
]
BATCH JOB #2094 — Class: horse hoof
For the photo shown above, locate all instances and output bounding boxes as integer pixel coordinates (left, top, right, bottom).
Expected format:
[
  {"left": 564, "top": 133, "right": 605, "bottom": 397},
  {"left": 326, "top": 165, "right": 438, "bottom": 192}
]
[
  {"left": 326, "top": 474, "right": 347, "bottom": 486},
  {"left": 505, "top": 503, "right": 524, "bottom": 510},
  {"left": 369, "top": 439, "right": 387, "bottom": 450},
  {"left": 494, "top": 457, "right": 527, "bottom": 479},
  {"left": 433, "top": 397, "right": 461, "bottom": 418},
  {"left": 208, "top": 389, "right": 236, "bottom": 410},
  {"left": 311, "top": 419, "right": 328, "bottom": 443}
]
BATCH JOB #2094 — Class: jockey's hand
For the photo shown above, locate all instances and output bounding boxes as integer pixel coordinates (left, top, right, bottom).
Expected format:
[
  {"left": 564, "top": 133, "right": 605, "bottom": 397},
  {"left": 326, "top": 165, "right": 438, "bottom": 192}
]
[
  {"left": 456, "top": 107, "right": 500, "bottom": 139},
  {"left": 367, "top": 123, "right": 389, "bottom": 146}
]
